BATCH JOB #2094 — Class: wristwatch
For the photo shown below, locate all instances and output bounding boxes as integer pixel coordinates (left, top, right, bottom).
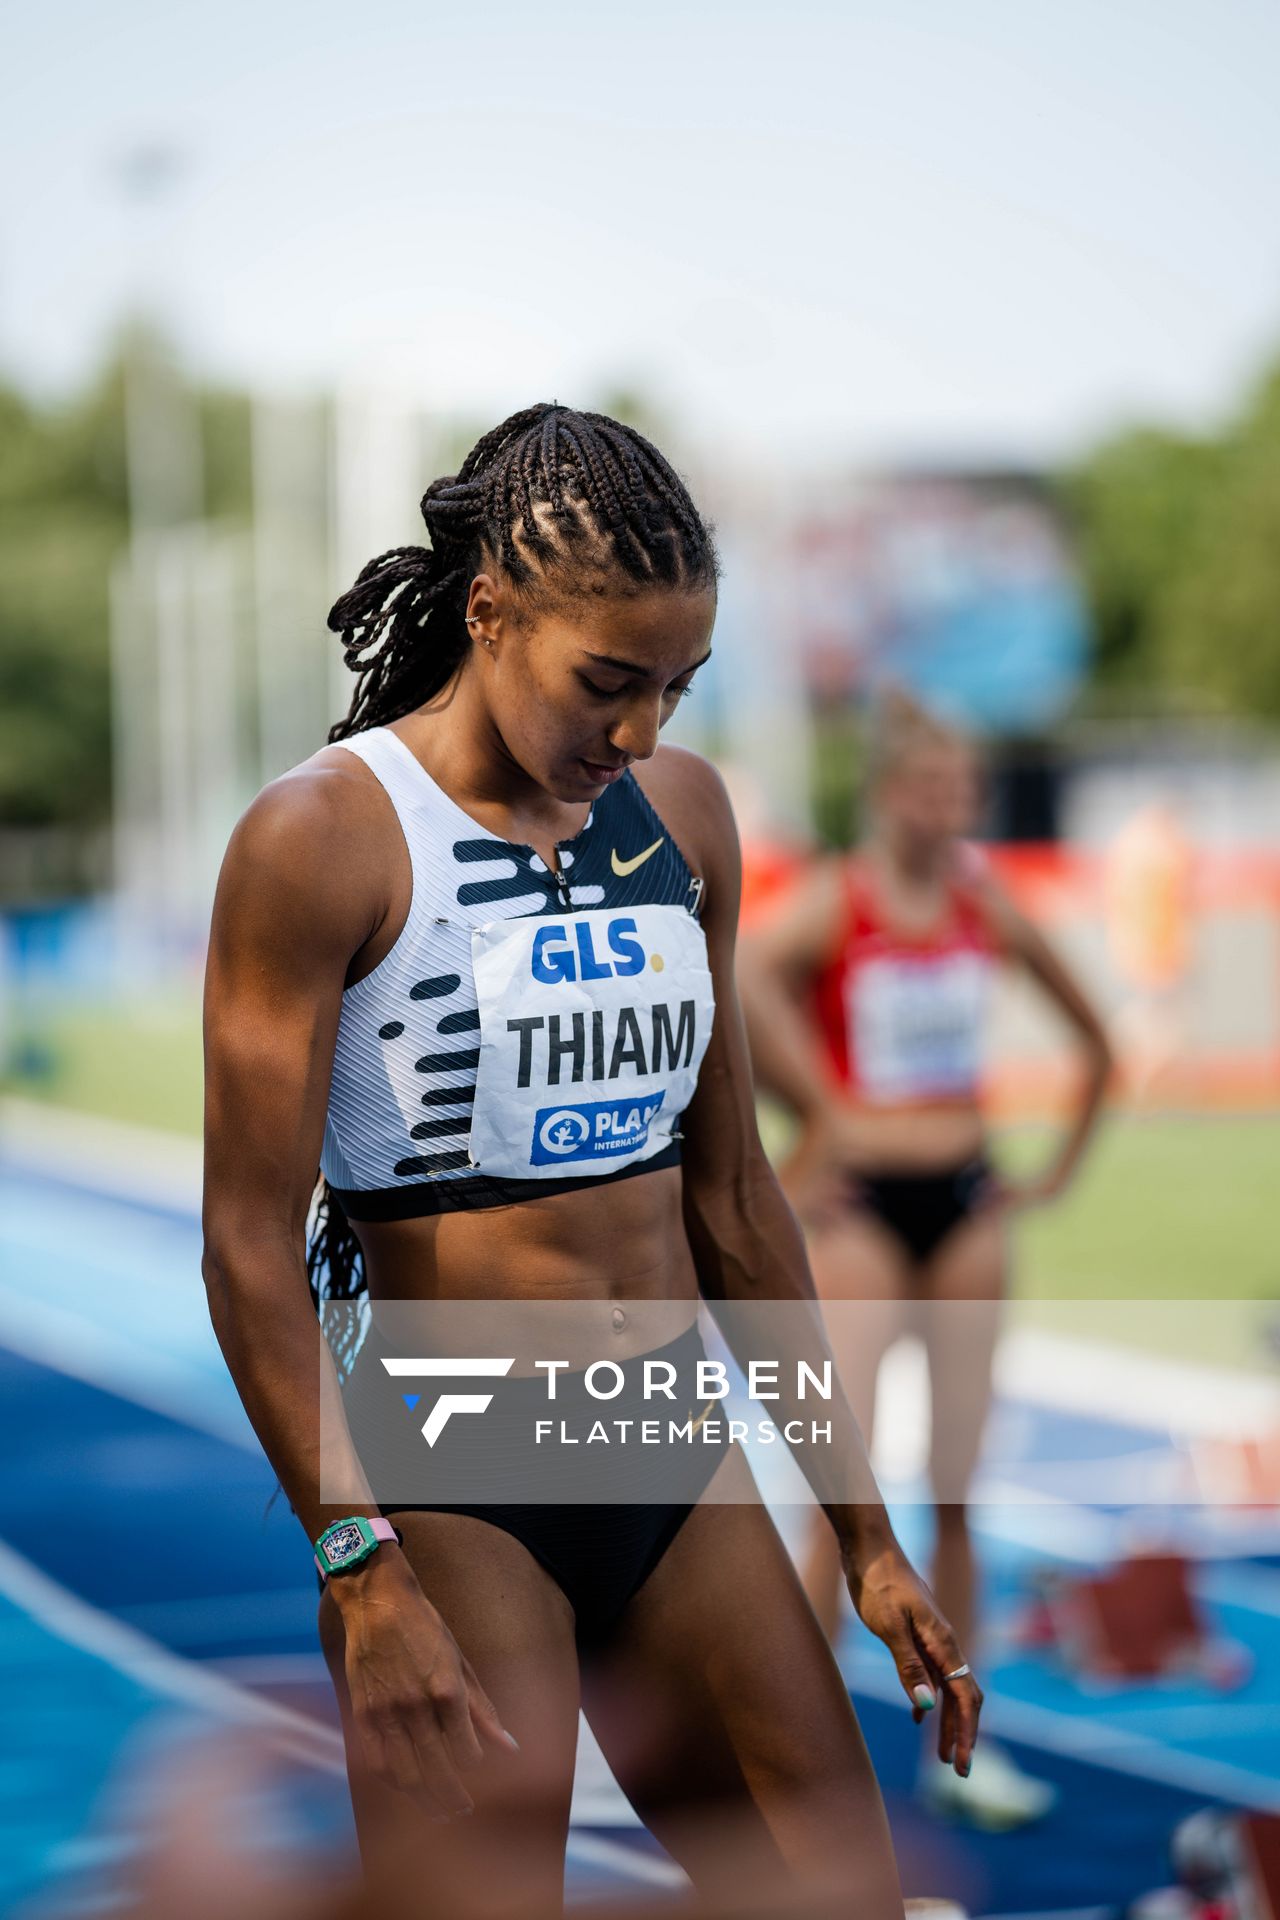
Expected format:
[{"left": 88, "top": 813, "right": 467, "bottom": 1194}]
[{"left": 313, "top": 1515, "right": 402, "bottom": 1582}]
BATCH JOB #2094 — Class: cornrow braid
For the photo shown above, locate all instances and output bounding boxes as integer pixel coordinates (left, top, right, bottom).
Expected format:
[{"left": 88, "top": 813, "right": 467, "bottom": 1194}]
[{"left": 308, "top": 403, "right": 720, "bottom": 1344}]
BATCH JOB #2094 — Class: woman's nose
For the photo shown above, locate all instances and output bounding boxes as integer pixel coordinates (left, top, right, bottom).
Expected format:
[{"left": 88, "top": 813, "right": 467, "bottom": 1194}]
[{"left": 609, "top": 698, "right": 663, "bottom": 762}]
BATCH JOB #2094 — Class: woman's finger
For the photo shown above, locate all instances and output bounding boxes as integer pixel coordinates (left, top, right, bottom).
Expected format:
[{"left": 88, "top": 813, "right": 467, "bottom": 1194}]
[
  {"left": 376, "top": 1713, "right": 459, "bottom": 1818},
  {"left": 405, "top": 1703, "right": 477, "bottom": 1818},
  {"left": 879, "top": 1614, "right": 941, "bottom": 1716},
  {"left": 930, "top": 1663, "right": 982, "bottom": 1776},
  {"left": 460, "top": 1658, "right": 522, "bottom": 1757},
  {"left": 432, "top": 1671, "right": 486, "bottom": 1778},
  {"left": 909, "top": 1610, "right": 982, "bottom": 1774},
  {"left": 949, "top": 1675, "right": 982, "bottom": 1776},
  {"left": 936, "top": 1679, "right": 957, "bottom": 1767}
]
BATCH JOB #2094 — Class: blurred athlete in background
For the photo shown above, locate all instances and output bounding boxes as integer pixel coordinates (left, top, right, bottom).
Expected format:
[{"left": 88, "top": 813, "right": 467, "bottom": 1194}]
[
  {"left": 1104, "top": 799, "right": 1194, "bottom": 1102},
  {"left": 738, "top": 688, "right": 1112, "bottom": 1829}
]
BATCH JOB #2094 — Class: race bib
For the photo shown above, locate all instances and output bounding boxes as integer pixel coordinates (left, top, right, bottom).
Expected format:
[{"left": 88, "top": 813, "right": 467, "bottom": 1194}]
[
  {"left": 467, "top": 904, "right": 716, "bottom": 1180},
  {"left": 849, "top": 951, "right": 989, "bottom": 1103}
]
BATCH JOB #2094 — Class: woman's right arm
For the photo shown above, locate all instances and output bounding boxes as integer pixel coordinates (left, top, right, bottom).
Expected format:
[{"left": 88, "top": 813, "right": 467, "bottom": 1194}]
[
  {"left": 736, "top": 856, "right": 883, "bottom": 1208},
  {"left": 735, "top": 856, "right": 850, "bottom": 1123},
  {"left": 202, "top": 758, "right": 516, "bottom": 1814}
]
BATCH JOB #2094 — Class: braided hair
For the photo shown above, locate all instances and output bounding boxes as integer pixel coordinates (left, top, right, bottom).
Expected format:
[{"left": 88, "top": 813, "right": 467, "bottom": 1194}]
[{"left": 307, "top": 403, "right": 720, "bottom": 1340}]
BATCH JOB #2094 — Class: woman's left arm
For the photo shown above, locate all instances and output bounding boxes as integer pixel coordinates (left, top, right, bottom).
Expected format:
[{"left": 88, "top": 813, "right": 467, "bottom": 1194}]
[
  {"left": 979, "top": 870, "right": 1116, "bottom": 1207},
  {"left": 650, "top": 748, "right": 983, "bottom": 1772}
]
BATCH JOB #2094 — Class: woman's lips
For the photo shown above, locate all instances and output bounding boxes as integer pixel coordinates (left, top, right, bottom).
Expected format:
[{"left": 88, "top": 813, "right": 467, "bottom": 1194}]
[{"left": 580, "top": 758, "right": 628, "bottom": 783}]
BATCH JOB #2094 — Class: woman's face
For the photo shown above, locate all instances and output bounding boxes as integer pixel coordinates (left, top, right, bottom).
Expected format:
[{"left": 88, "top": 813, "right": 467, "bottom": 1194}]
[
  {"left": 473, "top": 576, "right": 718, "bottom": 801},
  {"left": 879, "top": 735, "right": 980, "bottom": 845}
]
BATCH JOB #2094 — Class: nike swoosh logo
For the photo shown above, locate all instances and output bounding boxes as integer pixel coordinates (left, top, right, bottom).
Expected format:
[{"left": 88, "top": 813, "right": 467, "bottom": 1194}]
[{"left": 611, "top": 837, "right": 664, "bottom": 877}]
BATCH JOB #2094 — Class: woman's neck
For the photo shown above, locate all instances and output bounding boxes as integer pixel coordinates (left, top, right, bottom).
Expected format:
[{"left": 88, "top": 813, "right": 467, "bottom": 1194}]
[
  {"left": 400, "top": 676, "right": 587, "bottom": 841},
  {"left": 871, "top": 823, "right": 950, "bottom": 889}
]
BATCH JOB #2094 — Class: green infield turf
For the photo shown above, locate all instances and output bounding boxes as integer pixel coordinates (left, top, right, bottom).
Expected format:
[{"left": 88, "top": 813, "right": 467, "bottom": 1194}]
[
  {"left": 5, "top": 1000, "right": 1277, "bottom": 1368},
  {"left": 3, "top": 997, "right": 204, "bottom": 1138}
]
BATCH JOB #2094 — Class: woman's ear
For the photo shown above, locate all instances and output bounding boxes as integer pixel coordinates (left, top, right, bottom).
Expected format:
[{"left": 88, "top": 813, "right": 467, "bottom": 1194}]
[{"left": 463, "top": 572, "right": 504, "bottom": 648}]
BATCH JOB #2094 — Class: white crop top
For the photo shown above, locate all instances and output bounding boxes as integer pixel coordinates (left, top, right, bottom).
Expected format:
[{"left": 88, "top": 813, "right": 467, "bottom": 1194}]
[{"left": 320, "top": 727, "right": 715, "bottom": 1219}]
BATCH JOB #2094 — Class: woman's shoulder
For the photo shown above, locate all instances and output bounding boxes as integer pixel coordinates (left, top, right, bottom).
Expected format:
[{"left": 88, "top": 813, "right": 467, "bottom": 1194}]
[
  {"left": 629, "top": 743, "right": 733, "bottom": 859},
  {"left": 630, "top": 741, "right": 729, "bottom": 810},
  {"left": 947, "top": 842, "right": 1018, "bottom": 955},
  {"left": 625, "top": 747, "right": 738, "bottom": 929},
  {"left": 220, "top": 742, "right": 398, "bottom": 901}
]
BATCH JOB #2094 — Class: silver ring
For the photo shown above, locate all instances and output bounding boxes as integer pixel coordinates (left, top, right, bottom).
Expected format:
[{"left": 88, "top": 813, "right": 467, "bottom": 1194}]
[{"left": 944, "top": 1663, "right": 971, "bottom": 1681}]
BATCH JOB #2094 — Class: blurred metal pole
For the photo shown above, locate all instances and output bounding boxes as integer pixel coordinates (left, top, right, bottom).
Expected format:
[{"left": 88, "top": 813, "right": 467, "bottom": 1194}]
[
  {"left": 108, "top": 549, "right": 154, "bottom": 918},
  {"left": 715, "top": 504, "right": 813, "bottom": 838},
  {"left": 110, "top": 146, "right": 203, "bottom": 930},
  {"left": 329, "top": 384, "right": 421, "bottom": 737},
  {"left": 121, "top": 336, "right": 202, "bottom": 543},
  {"left": 154, "top": 535, "right": 193, "bottom": 936},
  {"left": 114, "top": 144, "right": 202, "bottom": 543},
  {"left": 190, "top": 528, "right": 241, "bottom": 927},
  {"left": 252, "top": 394, "right": 332, "bottom": 780}
]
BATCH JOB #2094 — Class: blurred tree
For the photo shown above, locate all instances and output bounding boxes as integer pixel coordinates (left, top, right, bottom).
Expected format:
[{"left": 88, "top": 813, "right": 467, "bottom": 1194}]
[
  {"left": 809, "top": 702, "right": 865, "bottom": 850},
  {"left": 1160, "top": 362, "right": 1280, "bottom": 720},
  {"left": 0, "top": 341, "right": 251, "bottom": 834},
  {"left": 1059, "top": 427, "right": 1220, "bottom": 695},
  {"left": 0, "top": 373, "right": 125, "bottom": 827},
  {"left": 1064, "top": 353, "right": 1280, "bottom": 722}
]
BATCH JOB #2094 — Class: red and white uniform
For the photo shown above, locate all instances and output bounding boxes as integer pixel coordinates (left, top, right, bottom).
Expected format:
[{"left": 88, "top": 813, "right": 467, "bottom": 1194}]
[{"left": 811, "top": 849, "right": 1005, "bottom": 1107}]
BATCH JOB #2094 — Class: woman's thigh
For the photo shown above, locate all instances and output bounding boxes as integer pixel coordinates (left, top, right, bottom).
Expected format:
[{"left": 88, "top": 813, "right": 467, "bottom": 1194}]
[
  {"left": 919, "top": 1205, "right": 1007, "bottom": 1503},
  {"left": 319, "top": 1508, "right": 581, "bottom": 1916},
  {"left": 579, "top": 1448, "right": 904, "bottom": 1918}
]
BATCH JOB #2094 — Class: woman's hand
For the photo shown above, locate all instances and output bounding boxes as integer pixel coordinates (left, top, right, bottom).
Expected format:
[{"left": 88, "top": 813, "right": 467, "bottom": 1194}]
[
  {"left": 842, "top": 1533, "right": 983, "bottom": 1777},
  {"left": 778, "top": 1103, "right": 876, "bottom": 1227},
  {"left": 981, "top": 1162, "right": 1072, "bottom": 1215},
  {"left": 331, "top": 1549, "right": 520, "bottom": 1817}
]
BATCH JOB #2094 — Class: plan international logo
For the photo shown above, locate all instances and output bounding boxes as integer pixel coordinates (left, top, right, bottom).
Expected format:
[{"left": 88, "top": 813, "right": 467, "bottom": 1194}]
[
  {"left": 380, "top": 1353, "right": 835, "bottom": 1449},
  {"left": 530, "top": 1092, "right": 666, "bottom": 1164}
]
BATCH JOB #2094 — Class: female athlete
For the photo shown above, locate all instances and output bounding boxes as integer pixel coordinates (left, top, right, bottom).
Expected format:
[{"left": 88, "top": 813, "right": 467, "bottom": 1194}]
[
  {"left": 738, "top": 690, "right": 1112, "bottom": 1827},
  {"left": 201, "top": 408, "right": 981, "bottom": 1914}
]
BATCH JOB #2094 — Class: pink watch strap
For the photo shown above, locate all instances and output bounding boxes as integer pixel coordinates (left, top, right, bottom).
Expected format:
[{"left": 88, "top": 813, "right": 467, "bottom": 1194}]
[{"left": 314, "top": 1515, "right": 400, "bottom": 1581}]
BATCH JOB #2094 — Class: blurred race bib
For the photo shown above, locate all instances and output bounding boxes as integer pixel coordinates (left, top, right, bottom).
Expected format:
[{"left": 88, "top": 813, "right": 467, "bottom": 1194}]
[{"left": 849, "top": 951, "right": 989, "bottom": 1102}]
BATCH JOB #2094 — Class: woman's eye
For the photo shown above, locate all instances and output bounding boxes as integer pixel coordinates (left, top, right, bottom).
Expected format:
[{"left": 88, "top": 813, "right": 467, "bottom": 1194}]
[{"left": 580, "top": 676, "right": 697, "bottom": 701}]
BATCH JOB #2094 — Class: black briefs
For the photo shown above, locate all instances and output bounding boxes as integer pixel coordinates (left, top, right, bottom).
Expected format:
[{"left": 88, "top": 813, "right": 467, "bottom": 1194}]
[
  {"left": 851, "top": 1153, "right": 997, "bottom": 1266},
  {"left": 384, "top": 1497, "right": 705, "bottom": 1648},
  {"left": 337, "top": 1318, "right": 731, "bottom": 1646}
]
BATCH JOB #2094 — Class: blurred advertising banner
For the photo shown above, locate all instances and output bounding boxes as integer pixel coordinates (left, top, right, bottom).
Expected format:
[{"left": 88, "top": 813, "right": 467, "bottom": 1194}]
[
  {"left": 787, "top": 476, "right": 1086, "bottom": 733},
  {"left": 984, "top": 841, "right": 1280, "bottom": 1111}
]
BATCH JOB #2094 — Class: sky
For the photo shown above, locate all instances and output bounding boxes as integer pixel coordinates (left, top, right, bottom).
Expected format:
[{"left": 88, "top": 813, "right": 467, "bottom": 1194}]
[{"left": 4, "top": 0, "right": 1280, "bottom": 471}]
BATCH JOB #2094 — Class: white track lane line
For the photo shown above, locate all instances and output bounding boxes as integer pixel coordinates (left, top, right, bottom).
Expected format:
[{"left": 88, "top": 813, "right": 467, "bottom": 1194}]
[
  {"left": 0, "top": 1536, "right": 344, "bottom": 1773},
  {"left": 0, "top": 1289, "right": 255, "bottom": 1451},
  {"left": 566, "top": 1831, "right": 685, "bottom": 1888},
  {"left": 0, "top": 1537, "right": 670, "bottom": 1888},
  {"left": 845, "top": 1655, "right": 1280, "bottom": 1812}
]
